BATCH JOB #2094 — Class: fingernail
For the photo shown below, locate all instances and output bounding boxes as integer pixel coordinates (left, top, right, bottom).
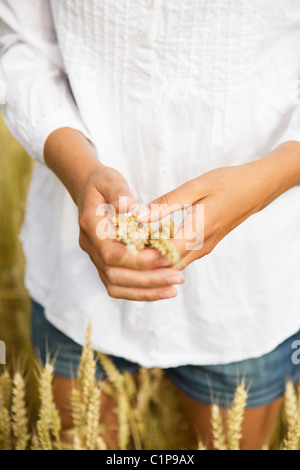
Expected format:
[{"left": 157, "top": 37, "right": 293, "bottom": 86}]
[
  {"left": 113, "top": 196, "right": 137, "bottom": 214},
  {"left": 166, "top": 275, "right": 184, "bottom": 285},
  {"left": 136, "top": 209, "right": 161, "bottom": 223},
  {"left": 159, "top": 289, "right": 177, "bottom": 299},
  {"left": 128, "top": 200, "right": 139, "bottom": 213},
  {"left": 155, "top": 257, "right": 171, "bottom": 267}
]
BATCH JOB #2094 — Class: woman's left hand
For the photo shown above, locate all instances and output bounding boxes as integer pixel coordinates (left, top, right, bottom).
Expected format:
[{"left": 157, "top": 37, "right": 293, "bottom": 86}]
[{"left": 135, "top": 143, "right": 300, "bottom": 270}]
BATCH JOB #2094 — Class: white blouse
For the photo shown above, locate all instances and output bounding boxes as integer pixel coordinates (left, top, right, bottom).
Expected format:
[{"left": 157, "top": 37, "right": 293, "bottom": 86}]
[{"left": 1, "top": 0, "right": 300, "bottom": 367}]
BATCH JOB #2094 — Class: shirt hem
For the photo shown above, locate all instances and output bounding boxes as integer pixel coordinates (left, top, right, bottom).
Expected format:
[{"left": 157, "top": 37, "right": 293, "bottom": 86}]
[{"left": 25, "top": 279, "right": 300, "bottom": 369}]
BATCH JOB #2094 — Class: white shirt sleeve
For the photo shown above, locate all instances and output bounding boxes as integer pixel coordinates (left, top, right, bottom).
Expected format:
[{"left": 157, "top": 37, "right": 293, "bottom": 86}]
[{"left": 0, "top": 0, "right": 92, "bottom": 164}]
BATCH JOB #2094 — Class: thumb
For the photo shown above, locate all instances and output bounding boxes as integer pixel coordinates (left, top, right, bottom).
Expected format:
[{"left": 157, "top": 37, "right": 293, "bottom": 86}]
[
  {"left": 135, "top": 179, "right": 199, "bottom": 223},
  {"left": 97, "top": 168, "right": 137, "bottom": 214}
]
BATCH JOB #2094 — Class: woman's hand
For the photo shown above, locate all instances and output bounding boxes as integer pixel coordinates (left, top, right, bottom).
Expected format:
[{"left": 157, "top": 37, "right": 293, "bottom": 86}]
[
  {"left": 44, "top": 128, "right": 184, "bottom": 300},
  {"left": 77, "top": 165, "right": 185, "bottom": 300},
  {"left": 136, "top": 142, "right": 300, "bottom": 270}
]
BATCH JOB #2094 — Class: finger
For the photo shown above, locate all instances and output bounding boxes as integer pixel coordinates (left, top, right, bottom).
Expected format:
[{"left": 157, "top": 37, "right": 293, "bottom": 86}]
[
  {"left": 96, "top": 168, "right": 137, "bottom": 213},
  {"left": 106, "top": 285, "right": 178, "bottom": 301},
  {"left": 104, "top": 267, "right": 185, "bottom": 288},
  {"left": 81, "top": 215, "right": 173, "bottom": 270},
  {"left": 95, "top": 238, "right": 172, "bottom": 269},
  {"left": 172, "top": 206, "right": 205, "bottom": 258},
  {"left": 83, "top": 244, "right": 180, "bottom": 296},
  {"left": 135, "top": 177, "right": 204, "bottom": 223},
  {"left": 173, "top": 251, "right": 199, "bottom": 271}
]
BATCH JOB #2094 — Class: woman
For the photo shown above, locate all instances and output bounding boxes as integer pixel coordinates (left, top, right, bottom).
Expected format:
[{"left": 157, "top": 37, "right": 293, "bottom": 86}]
[{"left": 1, "top": 0, "right": 300, "bottom": 450}]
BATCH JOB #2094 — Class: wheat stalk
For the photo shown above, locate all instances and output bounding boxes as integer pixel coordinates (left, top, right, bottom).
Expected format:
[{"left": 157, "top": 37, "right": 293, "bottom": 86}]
[
  {"left": 96, "top": 435, "right": 107, "bottom": 450},
  {"left": 36, "top": 420, "right": 52, "bottom": 450},
  {"left": 0, "top": 403, "right": 11, "bottom": 450},
  {"left": 97, "top": 353, "right": 124, "bottom": 392},
  {"left": 0, "top": 370, "right": 12, "bottom": 450},
  {"left": 227, "top": 381, "right": 248, "bottom": 450},
  {"left": 123, "top": 371, "right": 137, "bottom": 401},
  {"left": 77, "top": 323, "right": 93, "bottom": 390},
  {"left": 80, "top": 345, "right": 97, "bottom": 414},
  {"left": 70, "top": 387, "right": 85, "bottom": 436},
  {"left": 30, "top": 432, "right": 40, "bottom": 451},
  {"left": 284, "top": 381, "right": 298, "bottom": 426},
  {"left": 11, "top": 372, "right": 29, "bottom": 450},
  {"left": 282, "top": 381, "right": 300, "bottom": 450},
  {"left": 75, "top": 324, "right": 106, "bottom": 450},
  {"left": 0, "top": 370, "right": 12, "bottom": 408},
  {"left": 37, "top": 362, "right": 62, "bottom": 450},
  {"left": 136, "top": 367, "right": 152, "bottom": 415},
  {"left": 150, "top": 368, "right": 164, "bottom": 405},
  {"left": 197, "top": 440, "right": 207, "bottom": 450},
  {"left": 86, "top": 384, "right": 101, "bottom": 450},
  {"left": 117, "top": 393, "right": 130, "bottom": 450},
  {"left": 5, "top": 322, "right": 300, "bottom": 451},
  {"left": 211, "top": 404, "right": 227, "bottom": 450},
  {"left": 72, "top": 430, "right": 84, "bottom": 450},
  {"left": 97, "top": 353, "right": 132, "bottom": 449}
]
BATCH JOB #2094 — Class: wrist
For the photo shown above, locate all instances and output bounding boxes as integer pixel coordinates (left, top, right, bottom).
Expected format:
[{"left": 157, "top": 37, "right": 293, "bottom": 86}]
[
  {"left": 44, "top": 127, "right": 105, "bottom": 206},
  {"left": 248, "top": 141, "right": 300, "bottom": 213}
]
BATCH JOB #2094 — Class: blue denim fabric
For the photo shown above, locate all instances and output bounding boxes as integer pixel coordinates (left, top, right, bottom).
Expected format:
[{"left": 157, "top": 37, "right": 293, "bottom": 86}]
[{"left": 31, "top": 300, "right": 300, "bottom": 409}]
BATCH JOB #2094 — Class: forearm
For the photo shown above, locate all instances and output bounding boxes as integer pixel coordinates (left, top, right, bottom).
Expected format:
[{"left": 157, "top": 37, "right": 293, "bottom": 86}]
[
  {"left": 44, "top": 127, "right": 104, "bottom": 206},
  {"left": 247, "top": 141, "right": 300, "bottom": 213}
]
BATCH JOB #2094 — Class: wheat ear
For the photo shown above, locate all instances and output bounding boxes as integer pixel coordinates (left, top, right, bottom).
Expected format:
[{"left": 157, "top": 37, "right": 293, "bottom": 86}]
[
  {"left": 30, "top": 432, "right": 40, "bottom": 451},
  {"left": 0, "top": 370, "right": 12, "bottom": 407},
  {"left": 86, "top": 384, "right": 101, "bottom": 450},
  {"left": 37, "top": 362, "right": 62, "bottom": 450},
  {"left": 282, "top": 381, "right": 300, "bottom": 450},
  {"left": 97, "top": 352, "right": 124, "bottom": 392},
  {"left": 11, "top": 372, "right": 29, "bottom": 450},
  {"left": 211, "top": 404, "right": 227, "bottom": 450},
  {"left": 97, "top": 353, "right": 131, "bottom": 449},
  {"left": 0, "top": 402, "right": 11, "bottom": 450},
  {"left": 36, "top": 421, "right": 52, "bottom": 450},
  {"left": 70, "top": 387, "right": 85, "bottom": 437},
  {"left": 227, "top": 381, "right": 247, "bottom": 450},
  {"left": 75, "top": 324, "right": 104, "bottom": 449},
  {"left": 123, "top": 371, "right": 137, "bottom": 401},
  {"left": 0, "top": 371, "right": 12, "bottom": 450},
  {"left": 284, "top": 381, "right": 298, "bottom": 426},
  {"left": 136, "top": 367, "right": 152, "bottom": 415}
]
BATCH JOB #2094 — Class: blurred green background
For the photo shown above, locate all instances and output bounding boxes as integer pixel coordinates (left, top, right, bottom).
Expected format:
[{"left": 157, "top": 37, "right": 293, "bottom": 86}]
[{"left": 0, "top": 113, "right": 33, "bottom": 371}]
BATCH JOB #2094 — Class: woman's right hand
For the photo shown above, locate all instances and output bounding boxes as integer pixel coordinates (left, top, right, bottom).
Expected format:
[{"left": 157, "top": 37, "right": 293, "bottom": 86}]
[{"left": 44, "top": 128, "right": 184, "bottom": 301}]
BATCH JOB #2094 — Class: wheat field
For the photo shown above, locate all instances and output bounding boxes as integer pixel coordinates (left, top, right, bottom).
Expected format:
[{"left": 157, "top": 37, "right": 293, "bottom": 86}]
[{"left": 0, "top": 114, "right": 299, "bottom": 450}]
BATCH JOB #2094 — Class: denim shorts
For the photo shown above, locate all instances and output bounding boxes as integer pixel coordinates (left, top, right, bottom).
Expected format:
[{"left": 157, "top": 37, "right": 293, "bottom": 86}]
[{"left": 31, "top": 300, "right": 300, "bottom": 409}]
